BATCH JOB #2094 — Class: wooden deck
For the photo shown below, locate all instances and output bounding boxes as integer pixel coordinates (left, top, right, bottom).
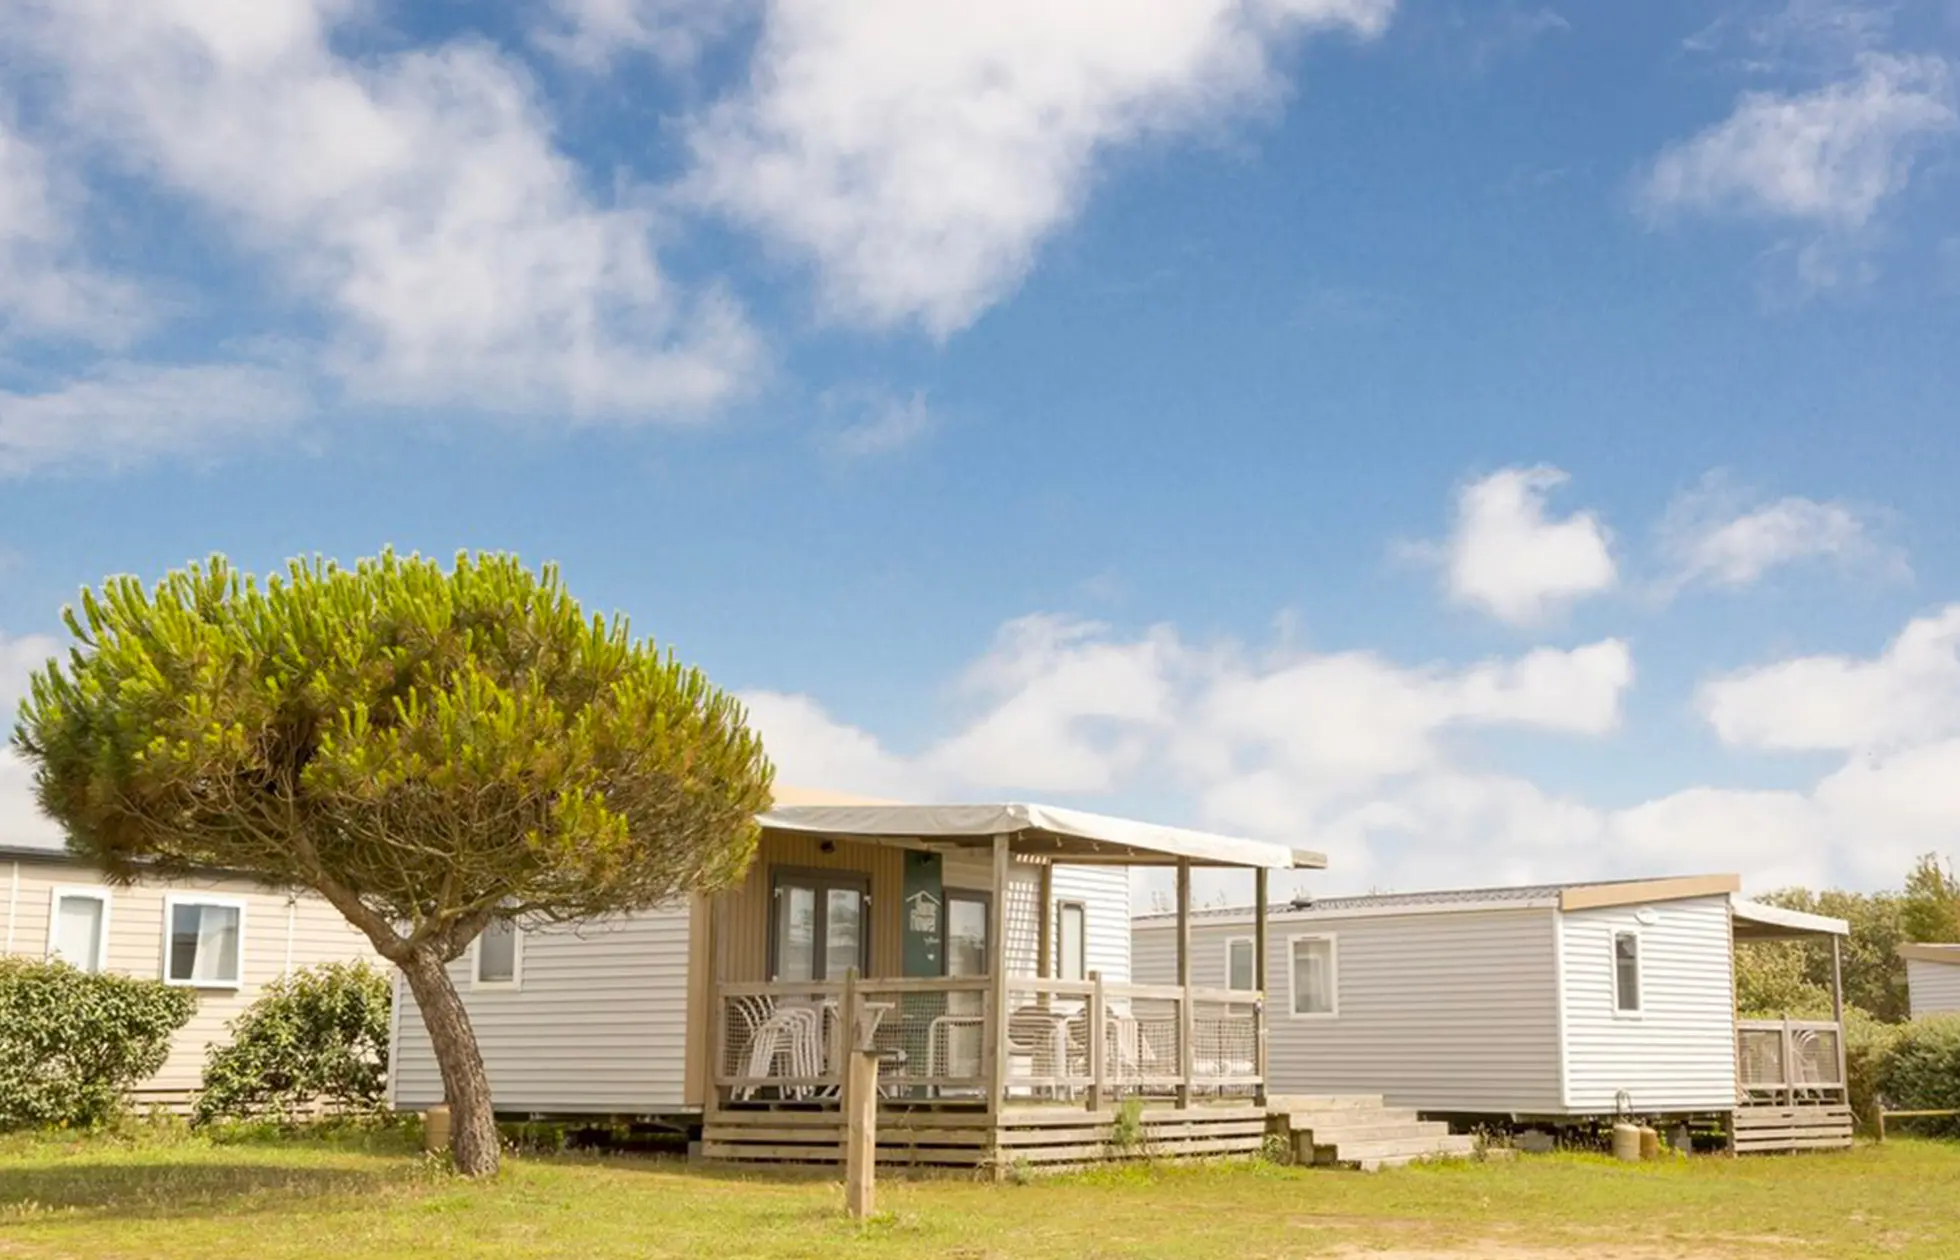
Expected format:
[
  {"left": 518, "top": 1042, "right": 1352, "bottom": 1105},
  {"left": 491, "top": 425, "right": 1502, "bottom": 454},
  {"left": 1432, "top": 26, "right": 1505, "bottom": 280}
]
[
  {"left": 1733, "top": 1018, "right": 1854, "bottom": 1153},
  {"left": 700, "top": 1102, "right": 1270, "bottom": 1172}
]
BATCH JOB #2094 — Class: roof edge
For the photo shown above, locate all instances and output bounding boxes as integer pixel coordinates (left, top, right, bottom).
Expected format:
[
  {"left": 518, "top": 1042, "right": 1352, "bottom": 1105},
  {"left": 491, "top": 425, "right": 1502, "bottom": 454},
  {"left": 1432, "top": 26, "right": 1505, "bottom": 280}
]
[
  {"left": 1559, "top": 873, "right": 1741, "bottom": 912},
  {"left": 1898, "top": 943, "right": 1960, "bottom": 964}
]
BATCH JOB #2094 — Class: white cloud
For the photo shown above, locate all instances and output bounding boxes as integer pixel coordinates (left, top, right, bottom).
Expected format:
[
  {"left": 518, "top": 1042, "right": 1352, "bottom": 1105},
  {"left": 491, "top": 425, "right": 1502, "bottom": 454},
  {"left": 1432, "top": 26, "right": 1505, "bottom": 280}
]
[
  {"left": 744, "top": 611, "right": 1634, "bottom": 903},
  {"left": 738, "top": 691, "right": 930, "bottom": 803},
  {"left": 927, "top": 616, "right": 1187, "bottom": 793},
  {"left": 1698, "top": 605, "right": 1960, "bottom": 751},
  {"left": 1642, "top": 52, "right": 1956, "bottom": 231},
  {"left": 0, "top": 632, "right": 62, "bottom": 848},
  {"left": 0, "top": 363, "right": 312, "bottom": 476},
  {"left": 11, "top": 0, "right": 761, "bottom": 418},
  {"left": 1658, "top": 475, "right": 1901, "bottom": 591},
  {"left": 819, "top": 387, "right": 937, "bottom": 459},
  {"left": 684, "top": 0, "right": 1395, "bottom": 335},
  {"left": 534, "top": 0, "right": 751, "bottom": 70},
  {"left": 744, "top": 594, "right": 1960, "bottom": 898},
  {"left": 0, "top": 114, "right": 146, "bottom": 346},
  {"left": 1425, "top": 466, "right": 1617, "bottom": 626}
]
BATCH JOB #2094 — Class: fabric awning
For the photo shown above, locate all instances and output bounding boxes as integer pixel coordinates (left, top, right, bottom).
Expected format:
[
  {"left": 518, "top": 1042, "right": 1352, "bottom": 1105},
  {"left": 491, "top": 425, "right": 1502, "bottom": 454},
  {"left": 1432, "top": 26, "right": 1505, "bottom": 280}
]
[{"left": 758, "top": 801, "right": 1319, "bottom": 870}]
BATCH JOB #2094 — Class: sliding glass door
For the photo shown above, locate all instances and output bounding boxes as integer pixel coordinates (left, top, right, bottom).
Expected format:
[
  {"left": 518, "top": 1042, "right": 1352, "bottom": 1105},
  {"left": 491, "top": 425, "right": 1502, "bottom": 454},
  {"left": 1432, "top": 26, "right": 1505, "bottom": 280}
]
[{"left": 769, "top": 869, "right": 871, "bottom": 982}]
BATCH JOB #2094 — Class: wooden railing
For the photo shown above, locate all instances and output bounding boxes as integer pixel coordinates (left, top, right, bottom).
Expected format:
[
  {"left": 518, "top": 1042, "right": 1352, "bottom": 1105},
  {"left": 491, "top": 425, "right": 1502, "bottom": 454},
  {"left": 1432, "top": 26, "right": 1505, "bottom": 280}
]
[
  {"left": 1737, "top": 1018, "right": 1847, "bottom": 1106},
  {"left": 713, "top": 972, "right": 1262, "bottom": 1109}
]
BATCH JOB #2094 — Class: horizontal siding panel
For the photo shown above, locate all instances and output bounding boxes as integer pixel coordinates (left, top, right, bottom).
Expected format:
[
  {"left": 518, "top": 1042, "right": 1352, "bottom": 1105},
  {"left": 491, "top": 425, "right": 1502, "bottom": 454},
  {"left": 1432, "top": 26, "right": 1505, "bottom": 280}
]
[
  {"left": 1907, "top": 959, "right": 1960, "bottom": 1017},
  {"left": 1560, "top": 896, "right": 1737, "bottom": 1113},
  {"left": 1136, "top": 906, "right": 1563, "bottom": 1114},
  {"left": 392, "top": 905, "right": 693, "bottom": 1115}
]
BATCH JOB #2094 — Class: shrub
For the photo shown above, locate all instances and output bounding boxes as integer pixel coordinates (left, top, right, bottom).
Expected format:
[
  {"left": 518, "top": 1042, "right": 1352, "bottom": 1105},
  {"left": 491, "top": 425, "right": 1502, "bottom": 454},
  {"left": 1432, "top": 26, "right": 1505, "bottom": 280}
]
[
  {"left": 1843, "top": 1007, "right": 1902, "bottom": 1133},
  {"left": 1878, "top": 1014, "right": 1960, "bottom": 1138},
  {"left": 195, "top": 961, "right": 392, "bottom": 1126},
  {"left": 0, "top": 958, "right": 197, "bottom": 1131}
]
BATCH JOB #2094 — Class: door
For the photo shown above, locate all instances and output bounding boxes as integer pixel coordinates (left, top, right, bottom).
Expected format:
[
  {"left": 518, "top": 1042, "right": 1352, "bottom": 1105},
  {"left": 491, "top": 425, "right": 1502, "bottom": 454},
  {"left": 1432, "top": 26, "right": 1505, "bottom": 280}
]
[
  {"left": 942, "top": 891, "right": 990, "bottom": 1079},
  {"left": 769, "top": 869, "right": 871, "bottom": 982}
]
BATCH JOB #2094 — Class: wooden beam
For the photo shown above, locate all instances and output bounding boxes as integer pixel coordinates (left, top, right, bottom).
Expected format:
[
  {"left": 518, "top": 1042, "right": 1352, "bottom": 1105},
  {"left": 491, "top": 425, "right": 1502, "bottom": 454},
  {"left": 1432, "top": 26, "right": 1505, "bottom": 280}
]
[
  {"left": 684, "top": 892, "right": 714, "bottom": 1108},
  {"left": 987, "top": 834, "right": 1011, "bottom": 1117},
  {"left": 1253, "top": 867, "right": 1269, "bottom": 1107},
  {"left": 1830, "top": 934, "right": 1847, "bottom": 1093},
  {"left": 1087, "top": 969, "right": 1107, "bottom": 1113},
  {"left": 842, "top": 969, "right": 877, "bottom": 1222},
  {"left": 1036, "top": 861, "right": 1054, "bottom": 980}
]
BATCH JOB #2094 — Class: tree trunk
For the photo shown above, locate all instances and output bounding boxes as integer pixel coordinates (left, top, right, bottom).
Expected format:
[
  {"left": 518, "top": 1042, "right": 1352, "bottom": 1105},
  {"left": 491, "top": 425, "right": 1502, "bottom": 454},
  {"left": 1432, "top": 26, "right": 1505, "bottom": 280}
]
[{"left": 399, "top": 948, "right": 500, "bottom": 1176}]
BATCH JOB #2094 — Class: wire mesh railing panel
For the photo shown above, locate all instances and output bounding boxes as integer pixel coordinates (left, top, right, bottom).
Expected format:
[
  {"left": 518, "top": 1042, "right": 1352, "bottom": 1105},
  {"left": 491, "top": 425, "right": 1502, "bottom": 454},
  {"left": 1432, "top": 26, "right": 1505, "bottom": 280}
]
[
  {"left": 716, "top": 977, "right": 1264, "bottom": 1108},
  {"left": 1001, "top": 982, "right": 1094, "bottom": 1097},
  {"left": 1190, "top": 998, "right": 1260, "bottom": 1095},
  {"left": 717, "top": 980, "right": 994, "bottom": 1102},
  {"left": 1737, "top": 1027, "right": 1786, "bottom": 1089},
  {"left": 1791, "top": 1026, "right": 1843, "bottom": 1087},
  {"left": 862, "top": 980, "right": 991, "bottom": 1098}
]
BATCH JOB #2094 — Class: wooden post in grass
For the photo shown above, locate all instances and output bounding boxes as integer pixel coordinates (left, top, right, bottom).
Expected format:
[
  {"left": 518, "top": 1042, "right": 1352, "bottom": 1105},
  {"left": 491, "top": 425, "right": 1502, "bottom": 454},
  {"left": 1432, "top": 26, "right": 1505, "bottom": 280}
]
[{"left": 842, "top": 969, "right": 877, "bottom": 1221}]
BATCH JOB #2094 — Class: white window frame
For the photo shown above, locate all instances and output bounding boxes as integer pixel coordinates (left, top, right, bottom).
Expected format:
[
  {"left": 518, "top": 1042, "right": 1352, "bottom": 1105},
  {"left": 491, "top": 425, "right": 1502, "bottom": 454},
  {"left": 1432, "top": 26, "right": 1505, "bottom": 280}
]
[
  {"left": 46, "top": 885, "right": 113, "bottom": 973},
  {"left": 1286, "top": 932, "right": 1339, "bottom": 1019},
  {"left": 471, "top": 918, "right": 524, "bottom": 991},
  {"left": 1054, "top": 901, "right": 1087, "bottom": 982},
  {"left": 160, "top": 893, "right": 248, "bottom": 989},
  {"left": 1225, "top": 936, "right": 1256, "bottom": 992},
  {"left": 1611, "top": 928, "right": 1643, "bottom": 1018}
]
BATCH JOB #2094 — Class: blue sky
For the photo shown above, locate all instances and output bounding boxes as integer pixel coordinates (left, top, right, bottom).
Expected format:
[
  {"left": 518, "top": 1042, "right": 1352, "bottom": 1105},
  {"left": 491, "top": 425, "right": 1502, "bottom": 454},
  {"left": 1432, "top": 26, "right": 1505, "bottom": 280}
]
[{"left": 3, "top": 0, "right": 1959, "bottom": 901}]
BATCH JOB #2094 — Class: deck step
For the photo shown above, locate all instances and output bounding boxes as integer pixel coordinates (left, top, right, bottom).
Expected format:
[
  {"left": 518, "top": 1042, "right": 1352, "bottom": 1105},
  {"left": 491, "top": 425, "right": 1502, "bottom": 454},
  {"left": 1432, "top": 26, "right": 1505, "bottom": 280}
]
[
  {"left": 1279, "top": 1107, "right": 1422, "bottom": 1129},
  {"left": 1266, "top": 1093, "right": 1474, "bottom": 1170},
  {"left": 1265, "top": 1094, "right": 1383, "bottom": 1111},
  {"left": 1294, "top": 1121, "right": 1451, "bottom": 1144},
  {"left": 1318, "top": 1134, "right": 1478, "bottom": 1167}
]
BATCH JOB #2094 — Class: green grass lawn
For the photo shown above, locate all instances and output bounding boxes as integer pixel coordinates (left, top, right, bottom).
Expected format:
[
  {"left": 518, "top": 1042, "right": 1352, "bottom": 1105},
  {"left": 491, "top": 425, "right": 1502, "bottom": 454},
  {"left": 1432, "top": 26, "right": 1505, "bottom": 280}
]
[{"left": 2, "top": 1130, "right": 1957, "bottom": 1260}]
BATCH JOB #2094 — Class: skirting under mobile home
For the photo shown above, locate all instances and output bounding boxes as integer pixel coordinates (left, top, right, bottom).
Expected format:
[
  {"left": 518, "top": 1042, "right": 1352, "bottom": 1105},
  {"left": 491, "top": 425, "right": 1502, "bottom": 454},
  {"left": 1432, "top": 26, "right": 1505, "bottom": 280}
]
[{"left": 1134, "top": 875, "right": 1855, "bottom": 1153}]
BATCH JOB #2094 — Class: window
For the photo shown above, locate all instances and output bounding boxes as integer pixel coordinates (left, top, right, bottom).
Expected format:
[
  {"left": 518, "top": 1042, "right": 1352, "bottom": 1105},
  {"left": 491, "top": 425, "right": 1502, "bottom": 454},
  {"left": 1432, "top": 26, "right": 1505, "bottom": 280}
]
[
  {"left": 944, "top": 892, "right": 990, "bottom": 979},
  {"left": 1055, "top": 902, "right": 1086, "bottom": 981},
  {"left": 1227, "top": 937, "right": 1255, "bottom": 992},
  {"left": 473, "top": 918, "right": 522, "bottom": 988},
  {"left": 164, "top": 897, "right": 244, "bottom": 987},
  {"left": 48, "top": 888, "right": 110, "bottom": 972},
  {"left": 769, "top": 869, "right": 870, "bottom": 982},
  {"left": 1289, "top": 935, "right": 1337, "bottom": 1017},
  {"left": 1613, "top": 931, "right": 1641, "bottom": 1014}
]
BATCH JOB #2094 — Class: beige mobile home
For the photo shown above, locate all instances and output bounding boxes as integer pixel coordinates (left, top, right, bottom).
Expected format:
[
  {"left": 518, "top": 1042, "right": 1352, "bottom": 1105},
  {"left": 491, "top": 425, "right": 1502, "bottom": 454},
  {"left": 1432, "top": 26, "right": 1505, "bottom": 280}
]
[
  {"left": 391, "top": 791, "right": 1321, "bottom": 1171},
  {"left": 1, "top": 838, "right": 380, "bottom": 1108},
  {"left": 1134, "top": 875, "right": 1855, "bottom": 1153},
  {"left": 1899, "top": 943, "right": 1960, "bottom": 1017}
]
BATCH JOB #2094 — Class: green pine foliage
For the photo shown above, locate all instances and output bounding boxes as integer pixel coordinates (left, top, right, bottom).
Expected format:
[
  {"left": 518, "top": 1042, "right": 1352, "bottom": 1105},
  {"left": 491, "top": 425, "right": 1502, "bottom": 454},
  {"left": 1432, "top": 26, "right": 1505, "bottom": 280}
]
[
  {"left": 12, "top": 550, "right": 774, "bottom": 1175},
  {"left": 0, "top": 958, "right": 197, "bottom": 1131},
  {"left": 195, "top": 961, "right": 393, "bottom": 1127}
]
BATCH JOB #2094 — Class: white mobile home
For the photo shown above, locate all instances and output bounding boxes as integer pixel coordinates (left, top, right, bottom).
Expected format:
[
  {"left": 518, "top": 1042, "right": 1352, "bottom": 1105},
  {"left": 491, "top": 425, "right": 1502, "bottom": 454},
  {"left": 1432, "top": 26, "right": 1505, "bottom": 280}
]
[
  {"left": 391, "top": 790, "right": 1320, "bottom": 1170},
  {"left": 1134, "top": 875, "right": 1855, "bottom": 1152},
  {"left": 1, "top": 838, "right": 380, "bottom": 1108},
  {"left": 1899, "top": 944, "right": 1960, "bottom": 1017}
]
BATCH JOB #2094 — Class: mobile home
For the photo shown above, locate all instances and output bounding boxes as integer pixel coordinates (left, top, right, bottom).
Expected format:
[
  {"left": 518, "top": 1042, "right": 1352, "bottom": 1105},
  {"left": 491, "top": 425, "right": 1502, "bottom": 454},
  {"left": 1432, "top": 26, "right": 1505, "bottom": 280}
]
[
  {"left": 1, "top": 838, "right": 380, "bottom": 1108},
  {"left": 390, "top": 790, "right": 1321, "bottom": 1170},
  {"left": 1135, "top": 875, "right": 1854, "bottom": 1152},
  {"left": 1899, "top": 943, "right": 1960, "bottom": 1017}
]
